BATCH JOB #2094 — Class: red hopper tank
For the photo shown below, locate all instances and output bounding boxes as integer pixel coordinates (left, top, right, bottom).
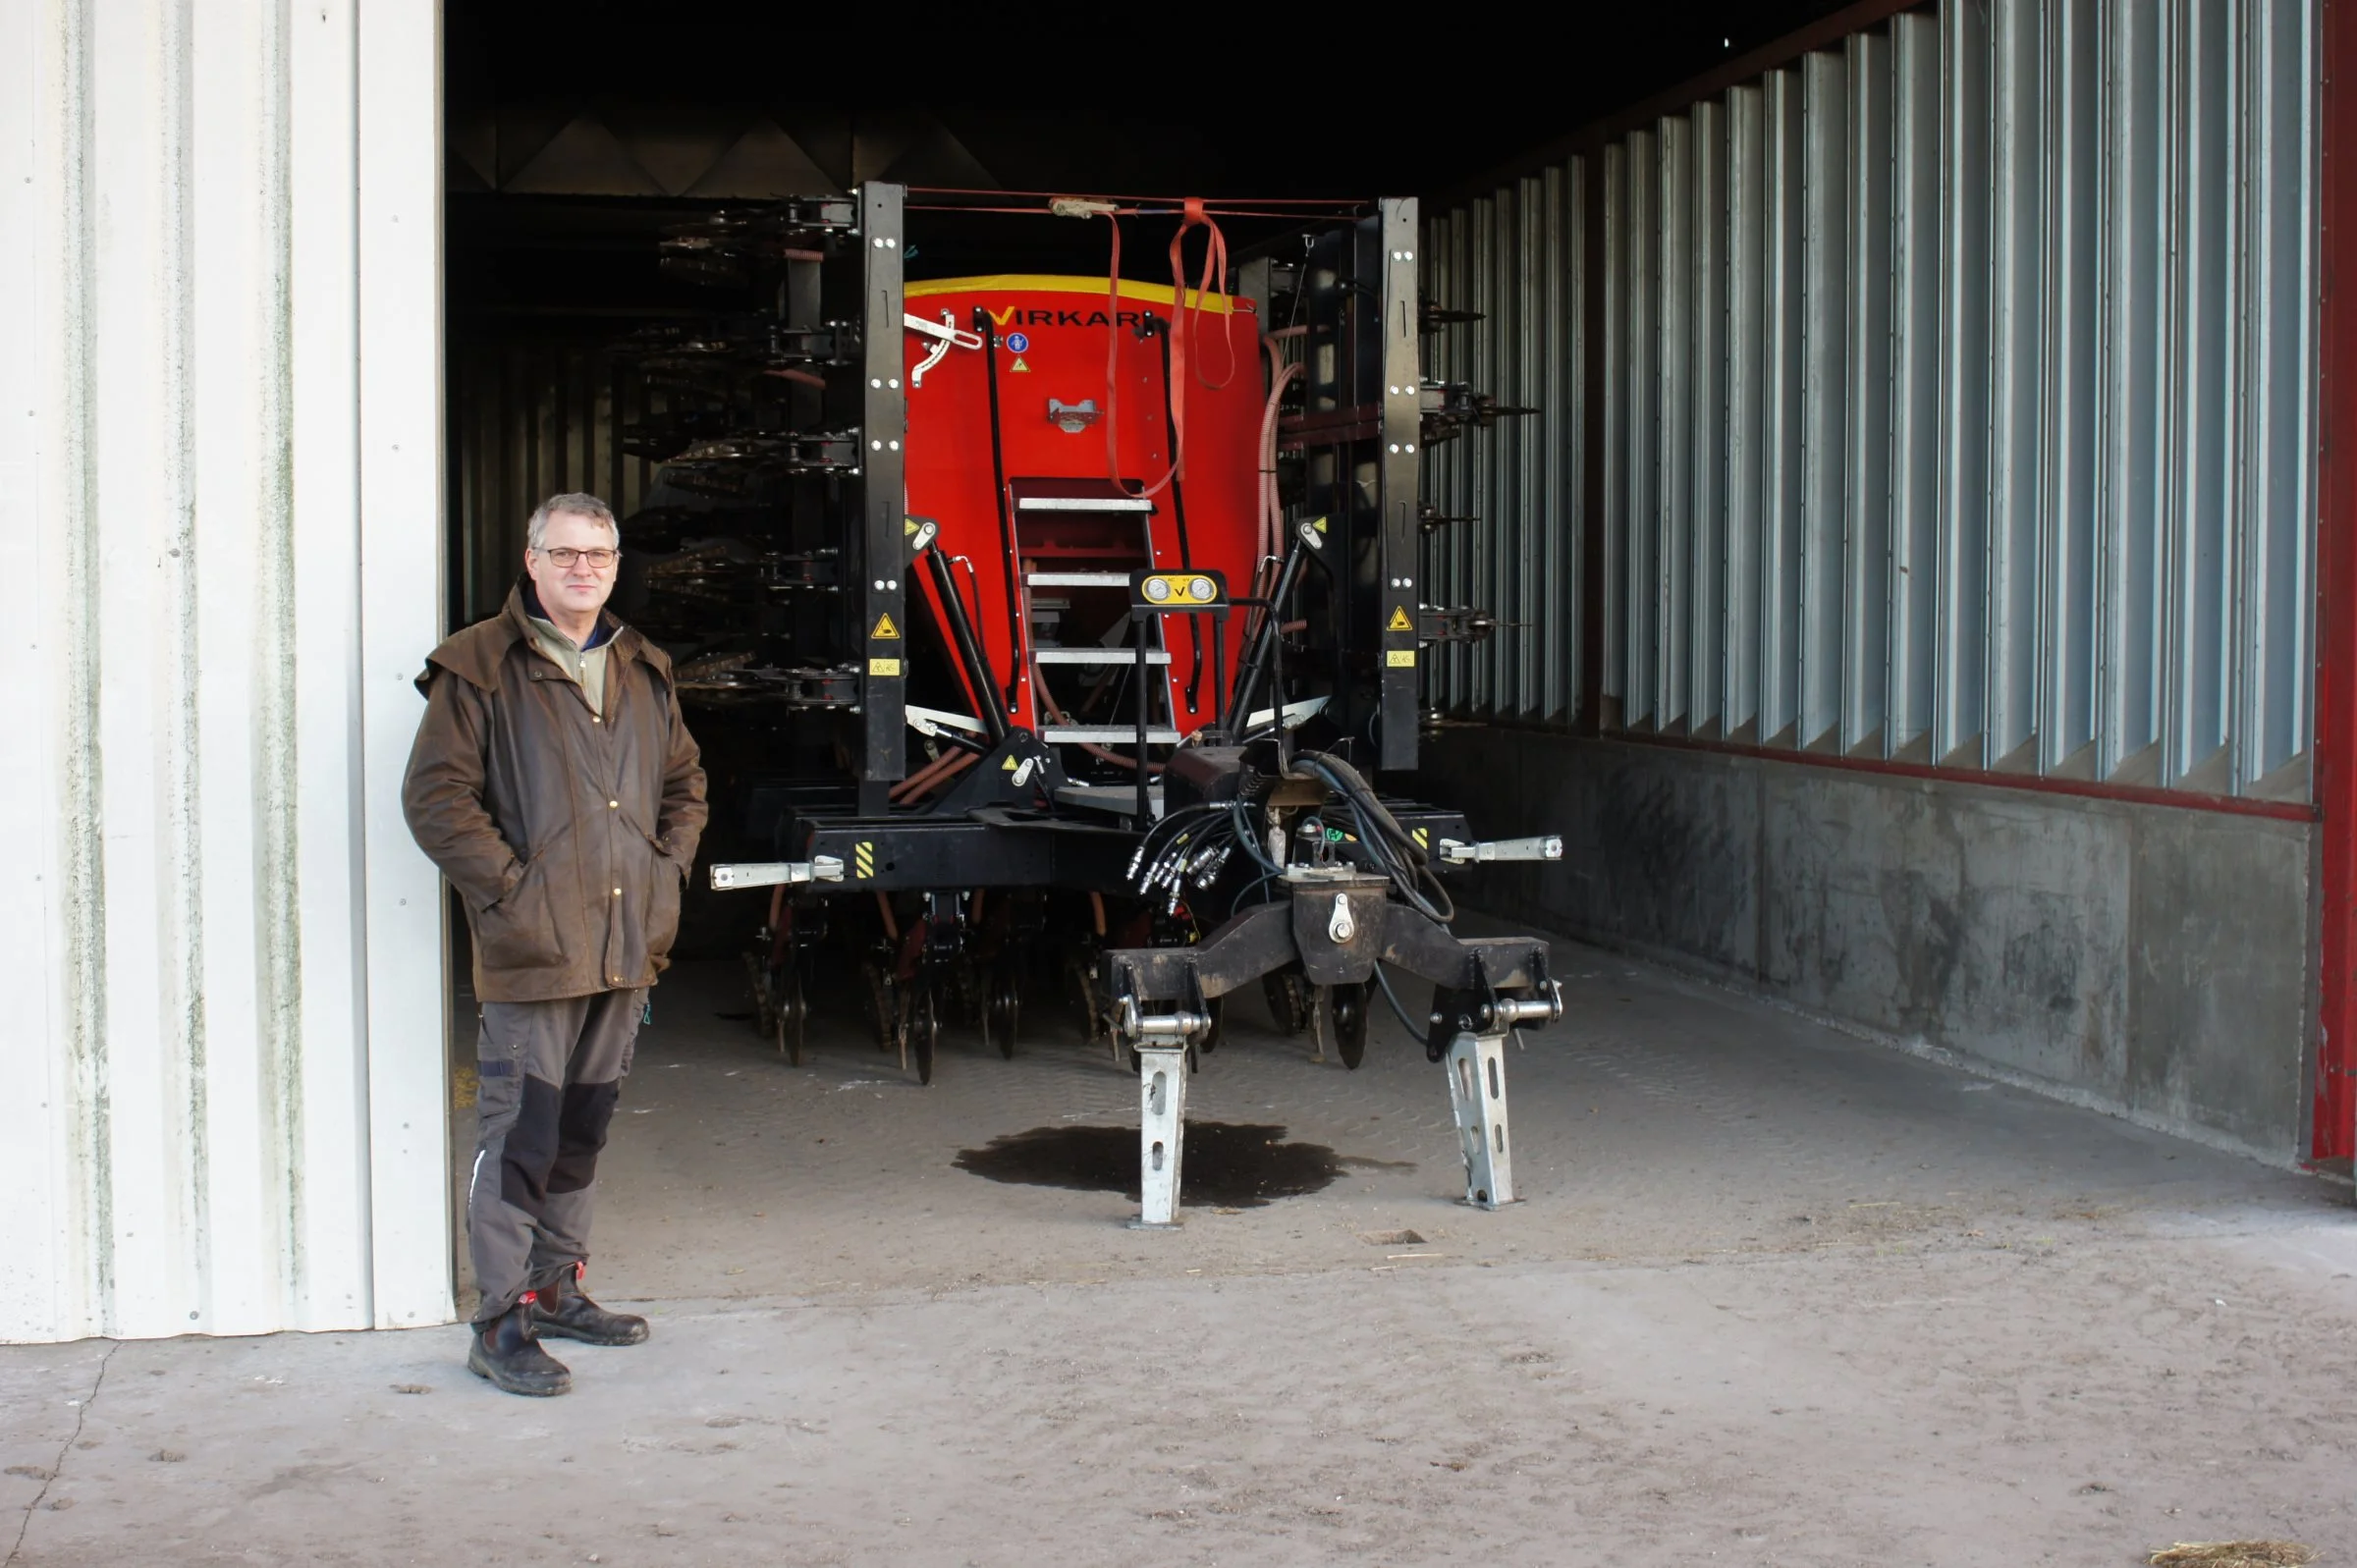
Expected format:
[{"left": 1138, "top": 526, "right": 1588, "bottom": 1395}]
[{"left": 902, "top": 276, "right": 1266, "bottom": 738}]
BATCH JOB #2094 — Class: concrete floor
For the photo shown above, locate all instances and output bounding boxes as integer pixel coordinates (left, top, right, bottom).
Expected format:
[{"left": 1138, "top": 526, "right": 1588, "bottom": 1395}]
[{"left": 5, "top": 939, "right": 2355, "bottom": 1566}]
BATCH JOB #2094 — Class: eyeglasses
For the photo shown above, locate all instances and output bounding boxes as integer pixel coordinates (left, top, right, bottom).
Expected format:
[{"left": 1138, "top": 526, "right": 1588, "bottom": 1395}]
[{"left": 538, "top": 547, "right": 621, "bottom": 570}]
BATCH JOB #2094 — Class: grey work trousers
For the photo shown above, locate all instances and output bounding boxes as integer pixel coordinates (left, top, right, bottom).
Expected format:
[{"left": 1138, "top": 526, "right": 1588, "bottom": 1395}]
[{"left": 467, "top": 989, "right": 643, "bottom": 1324}]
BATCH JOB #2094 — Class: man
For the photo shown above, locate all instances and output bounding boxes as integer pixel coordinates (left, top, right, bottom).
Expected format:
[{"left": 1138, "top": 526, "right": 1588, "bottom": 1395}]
[{"left": 404, "top": 492, "right": 708, "bottom": 1397}]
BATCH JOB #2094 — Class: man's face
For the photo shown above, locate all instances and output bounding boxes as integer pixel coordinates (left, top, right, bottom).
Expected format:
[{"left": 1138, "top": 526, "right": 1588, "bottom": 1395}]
[{"left": 525, "top": 511, "right": 620, "bottom": 621}]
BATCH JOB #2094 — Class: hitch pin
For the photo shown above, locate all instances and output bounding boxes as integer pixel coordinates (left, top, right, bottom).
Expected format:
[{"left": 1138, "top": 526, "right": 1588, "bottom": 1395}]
[
  {"left": 1437, "top": 835, "right": 1563, "bottom": 866},
  {"left": 709, "top": 856, "right": 846, "bottom": 890}
]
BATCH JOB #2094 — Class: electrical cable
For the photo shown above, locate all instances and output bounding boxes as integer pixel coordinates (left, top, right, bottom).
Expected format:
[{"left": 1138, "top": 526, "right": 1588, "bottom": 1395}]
[
  {"left": 1229, "top": 869, "right": 1283, "bottom": 916},
  {"left": 1131, "top": 800, "right": 1221, "bottom": 864},
  {"left": 1372, "top": 962, "right": 1427, "bottom": 1037},
  {"left": 976, "top": 308, "right": 1027, "bottom": 712},
  {"left": 905, "top": 186, "right": 1372, "bottom": 211},
  {"left": 1229, "top": 800, "right": 1281, "bottom": 875},
  {"left": 1289, "top": 750, "right": 1455, "bottom": 924}
]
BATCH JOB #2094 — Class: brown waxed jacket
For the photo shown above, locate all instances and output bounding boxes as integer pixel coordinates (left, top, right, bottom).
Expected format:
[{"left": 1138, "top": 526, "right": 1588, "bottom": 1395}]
[{"left": 402, "top": 583, "right": 709, "bottom": 1002}]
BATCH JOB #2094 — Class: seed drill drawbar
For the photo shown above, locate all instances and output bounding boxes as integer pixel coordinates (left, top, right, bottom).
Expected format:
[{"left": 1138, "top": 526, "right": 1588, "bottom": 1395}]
[{"left": 670, "top": 186, "right": 1564, "bottom": 1224}]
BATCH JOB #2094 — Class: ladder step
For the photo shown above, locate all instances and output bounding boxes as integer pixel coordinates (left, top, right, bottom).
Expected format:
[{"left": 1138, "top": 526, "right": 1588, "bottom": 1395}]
[
  {"left": 1024, "top": 570, "right": 1132, "bottom": 588},
  {"left": 1015, "top": 497, "right": 1155, "bottom": 513},
  {"left": 1033, "top": 647, "right": 1170, "bottom": 665},
  {"left": 1042, "top": 726, "right": 1183, "bottom": 744}
]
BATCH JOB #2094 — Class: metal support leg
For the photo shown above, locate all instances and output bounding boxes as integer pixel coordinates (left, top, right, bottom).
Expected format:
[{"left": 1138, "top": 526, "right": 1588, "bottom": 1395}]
[
  {"left": 1130, "top": 1044, "right": 1187, "bottom": 1229},
  {"left": 1444, "top": 1030, "right": 1514, "bottom": 1209}
]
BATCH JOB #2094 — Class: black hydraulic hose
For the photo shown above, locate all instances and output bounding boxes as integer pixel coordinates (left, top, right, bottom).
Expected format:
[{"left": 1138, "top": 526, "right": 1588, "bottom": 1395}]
[
  {"left": 1373, "top": 963, "right": 1427, "bottom": 1036},
  {"left": 977, "top": 307, "right": 1026, "bottom": 712},
  {"left": 1149, "top": 322, "right": 1195, "bottom": 568},
  {"left": 925, "top": 547, "right": 1011, "bottom": 744},
  {"left": 1293, "top": 750, "right": 1455, "bottom": 924},
  {"left": 1151, "top": 321, "right": 1205, "bottom": 712},
  {"left": 1230, "top": 540, "right": 1313, "bottom": 735}
]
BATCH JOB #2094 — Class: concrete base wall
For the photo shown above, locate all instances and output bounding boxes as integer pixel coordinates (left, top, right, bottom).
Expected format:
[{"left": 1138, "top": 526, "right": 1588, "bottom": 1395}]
[{"left": 1415, "top": 730, "right": 2318, "bottom": 1162}]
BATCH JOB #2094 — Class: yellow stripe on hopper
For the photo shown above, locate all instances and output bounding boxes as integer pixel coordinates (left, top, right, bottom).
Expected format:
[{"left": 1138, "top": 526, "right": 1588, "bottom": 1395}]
[{"left": 905, "top": 275, "right": 1246, "bottom": 315}]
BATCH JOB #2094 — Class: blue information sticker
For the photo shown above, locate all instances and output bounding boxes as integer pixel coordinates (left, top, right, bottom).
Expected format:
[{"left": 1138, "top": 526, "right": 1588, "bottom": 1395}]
[{"left": 1005, "top": 332, "right": 1030, "bottom": 354}]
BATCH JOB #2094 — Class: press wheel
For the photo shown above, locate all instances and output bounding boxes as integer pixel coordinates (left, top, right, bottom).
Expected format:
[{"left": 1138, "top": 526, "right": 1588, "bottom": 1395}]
[
  {"left": 1069, "top": 962, "right": 1115, "bottom": 1059},
  {"left": 1264, "top": 970, "right": 1312, "bottom": 1036},
  {"left": 745, "top": 950, "right": 778, "bottom": 1037},
  {"left": 862, "top": 961, "right": 898, "bottom": 1053},
  {"left": 985, "top": 966, "right": 1019, "bottom": 1060},
  {"left": 775, "top": 962, "right": 807, "bottom": 1067},
  {"left": 1331, "top": 981, "right": 1368, "bottom": 1071},
  {"left": 1197, "top": 996, "right": 1224, "bottom": 1054},
  {"left": 901, "top": 983, "right": 939, "bottom": 1086}
]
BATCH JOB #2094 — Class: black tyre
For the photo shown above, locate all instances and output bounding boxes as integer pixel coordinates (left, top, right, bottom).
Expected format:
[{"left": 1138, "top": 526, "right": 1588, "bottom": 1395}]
[
  {"left": 906, "top": 984, "right": 939, "bottom": 1086},
  {"left": 776, "top": 963, "right": 807, "bottom": 1067},
  {"left": 1331, "top": 981, "right": 1368, "bottom": 1071},
  {"left": 745, "top": 950, "right": 778, "bottom": 1037},
  {"left": 986, "top": 966, "right": 1019, "bottom": 1060},
  {"left": 862, "top": 961, "right": 898, "bottom": 1053}
]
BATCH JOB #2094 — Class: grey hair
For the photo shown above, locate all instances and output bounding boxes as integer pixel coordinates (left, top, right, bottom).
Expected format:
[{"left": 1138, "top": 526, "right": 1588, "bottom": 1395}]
[{"left": 526, "top": 492, "right": 621, "bottom": 552}]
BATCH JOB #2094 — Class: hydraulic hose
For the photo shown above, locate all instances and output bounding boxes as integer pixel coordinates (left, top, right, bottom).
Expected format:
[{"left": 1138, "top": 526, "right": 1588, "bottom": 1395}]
[
  {"left": 976, "top": 308, "right": 1027, "bottom": 713},
  {"left": 1152, "top": 322, "right": 1205, "bottom": 711},
  {"left": 925, "top": 547, "right": 1011, "bottom": 744},
  {"left": 1256, "top": 343, "right": 1303, "bottom": 597}
]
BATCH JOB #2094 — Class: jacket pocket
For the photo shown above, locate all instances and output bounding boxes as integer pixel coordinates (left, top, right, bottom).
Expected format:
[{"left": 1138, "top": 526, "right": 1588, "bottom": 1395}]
[
  {"left": 644, "top": 841, "right": 684, "bottom": 963},
  {"left": 474, "top": 850, "right": 566, "bottom": 972}
]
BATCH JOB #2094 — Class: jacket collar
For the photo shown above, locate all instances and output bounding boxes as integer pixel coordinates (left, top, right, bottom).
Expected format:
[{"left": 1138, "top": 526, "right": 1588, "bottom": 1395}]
[
  {"left": 426, "top": 580, "right": 668, "bottom": 693},
  {"left": 520, "top": 577, "right": 620, "bottom": 652}
]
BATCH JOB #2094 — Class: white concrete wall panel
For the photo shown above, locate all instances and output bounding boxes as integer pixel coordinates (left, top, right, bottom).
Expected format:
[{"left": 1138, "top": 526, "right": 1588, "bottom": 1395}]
[
  {"left": 357, "top": 0, "right": 454, "bottom": 1332},
  {"left": 0, "top": 0, "right": 449, "bottom": 1344}
]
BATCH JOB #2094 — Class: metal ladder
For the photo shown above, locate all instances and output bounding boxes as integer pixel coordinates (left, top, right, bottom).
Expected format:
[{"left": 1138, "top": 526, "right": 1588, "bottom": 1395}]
[{"left": 1013, "top": 495, "right": 1182, "bottom": 747}]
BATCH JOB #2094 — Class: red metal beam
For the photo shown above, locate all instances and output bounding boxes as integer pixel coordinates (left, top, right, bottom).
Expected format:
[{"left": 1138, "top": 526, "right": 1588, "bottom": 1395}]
[
  {"left": 1477, "top": 721, "right": 2320, "bottom": 825},
  {"left": 2316, "top": 0, "right": 2357, "bottom": 1164}
]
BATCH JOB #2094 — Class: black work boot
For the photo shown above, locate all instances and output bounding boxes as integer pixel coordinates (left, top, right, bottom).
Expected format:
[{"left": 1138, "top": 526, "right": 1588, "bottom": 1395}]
[
  {"left": 466, "top": 1297, "right": 572, "bottom": 1396},
  {"left": 530, "top": 1268, "right": 650, "bottom": 1346}
]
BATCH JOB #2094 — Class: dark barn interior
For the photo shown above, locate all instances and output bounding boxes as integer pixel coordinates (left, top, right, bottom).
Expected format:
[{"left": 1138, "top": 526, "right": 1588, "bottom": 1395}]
[{"left": 439, "top": 0, "right": 1861, "bottom": 962}]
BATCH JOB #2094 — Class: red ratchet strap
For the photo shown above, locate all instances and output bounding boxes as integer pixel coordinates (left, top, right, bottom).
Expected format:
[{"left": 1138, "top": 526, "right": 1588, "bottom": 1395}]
[{"left": 1101, "top": 197, "right": 1237, "bottom": 500}]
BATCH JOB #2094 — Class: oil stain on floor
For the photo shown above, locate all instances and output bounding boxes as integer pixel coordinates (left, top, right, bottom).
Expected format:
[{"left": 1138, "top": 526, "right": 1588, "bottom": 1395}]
[{"left": 956, "top": 1121, "right": 1395, "bottom": 1208}]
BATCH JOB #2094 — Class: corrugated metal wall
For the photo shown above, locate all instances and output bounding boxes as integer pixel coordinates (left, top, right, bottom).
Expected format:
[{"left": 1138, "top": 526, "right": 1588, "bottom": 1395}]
[
  {"left": 1424, "top": 0, "right": 2318, "bottom": 801},
  {"left": 1423, "top": 166, "right": 1587, "bottom": 723},
  {"left": 1, "top": 0, "right": 449, "bottom": 1343},
  {"left": 450, "top": 343, "right": 669, "bottom": 623}
]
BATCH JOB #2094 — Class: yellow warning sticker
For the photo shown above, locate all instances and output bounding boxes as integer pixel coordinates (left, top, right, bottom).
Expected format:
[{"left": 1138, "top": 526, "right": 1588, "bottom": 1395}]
[
  {"left": 1388, "top": 606, "right": 1414, "bottom": 632},
  {"left": 1001, "top": 755, "right": 1020, "bottom": 773},
  {"left": 867, "top": 657, "right": 902, "bottom": 677},
  {"left": 853, "top": 841, "right": 875, "bottom": 879},
  {"left": 1011, "top": 356, "right": 1031, "bottom": 373},
  {"left": 1412, "top": 827, "right": 1429, "bottom": 849},
  {"left": 870, "top": 612, "right": 901, "bottom": 639},
  {"left": 1387, "top": 649, "right": 1417, "bottom": 668}
]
